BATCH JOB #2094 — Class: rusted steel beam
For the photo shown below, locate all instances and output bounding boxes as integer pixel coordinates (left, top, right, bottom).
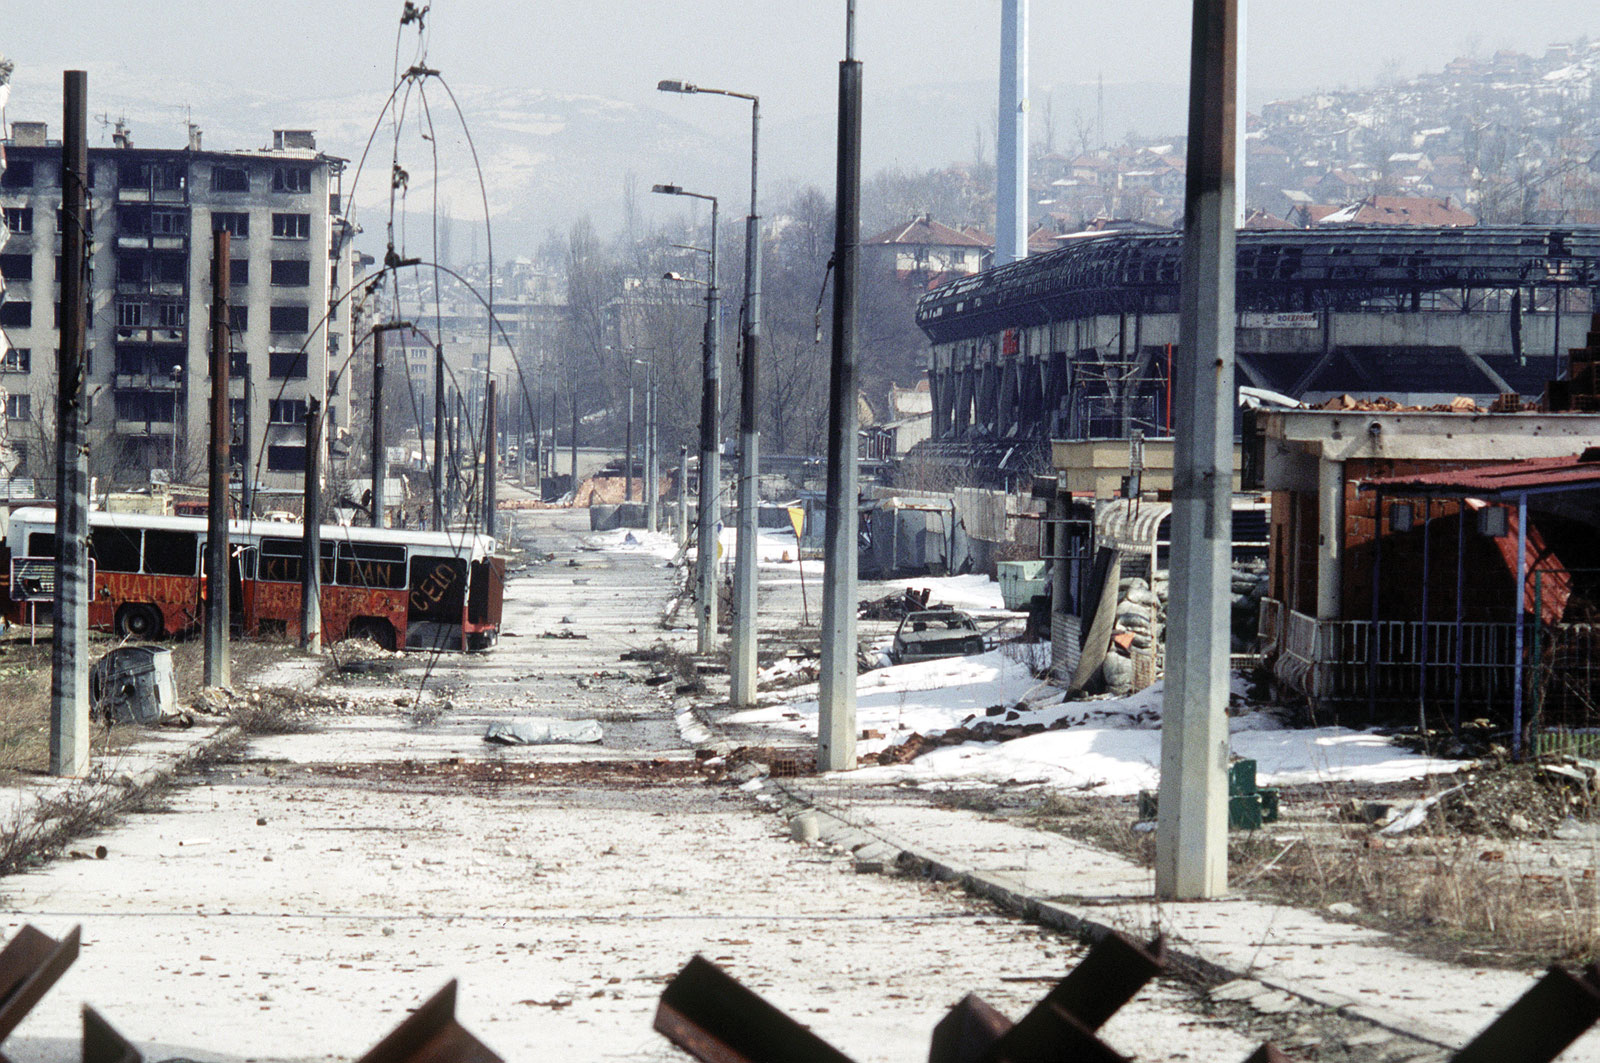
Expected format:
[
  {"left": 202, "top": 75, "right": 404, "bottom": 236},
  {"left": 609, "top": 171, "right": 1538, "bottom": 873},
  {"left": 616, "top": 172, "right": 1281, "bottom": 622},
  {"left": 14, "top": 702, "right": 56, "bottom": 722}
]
[
  {"left": 979, "top": 1004, "right": 1131, "bottom": 1063},
  {"left": 1037, "top": 932, "right": 1166, "bottom": 1032},
  {"left": 82, "top": 1006, "right": 141, "bottom": 1063},
  {"left": 355, "top": 981, "right": 502, "bottom": 1063},
  {"left": 0, "top": 924, "right": 81, "bottom": 1048},
  {"left": 1453, "top": 965, "right": 1600, "bottom": 1063},
  {"left": 654, "top": 954, "right": 856, "bottom": 1063},
  {"left": 929, "top": 993, "right": 1013, "bottom": 1063}
]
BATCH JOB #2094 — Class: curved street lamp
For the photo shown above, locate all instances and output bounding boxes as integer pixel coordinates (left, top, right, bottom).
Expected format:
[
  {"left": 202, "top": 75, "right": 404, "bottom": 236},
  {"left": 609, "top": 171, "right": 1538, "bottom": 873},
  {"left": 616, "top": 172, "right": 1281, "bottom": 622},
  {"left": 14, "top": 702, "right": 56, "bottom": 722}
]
[
  {"left": 658, "top": 80, "right": 764, "bottom": 706},
  {"left": 653, "top": 182, "right": 720, "bottom": 654}
]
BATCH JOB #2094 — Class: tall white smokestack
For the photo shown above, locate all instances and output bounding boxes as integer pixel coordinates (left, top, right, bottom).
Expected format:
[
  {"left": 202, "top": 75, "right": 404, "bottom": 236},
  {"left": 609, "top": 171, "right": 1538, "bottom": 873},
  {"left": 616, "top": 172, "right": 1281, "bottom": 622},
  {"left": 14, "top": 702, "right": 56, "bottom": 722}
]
[
  {"left": 996, "top": 0, "right": 1029, "bottom": 266},
  {"left": 1235, "top": 0, "right": 1248, "bottom": 226}
]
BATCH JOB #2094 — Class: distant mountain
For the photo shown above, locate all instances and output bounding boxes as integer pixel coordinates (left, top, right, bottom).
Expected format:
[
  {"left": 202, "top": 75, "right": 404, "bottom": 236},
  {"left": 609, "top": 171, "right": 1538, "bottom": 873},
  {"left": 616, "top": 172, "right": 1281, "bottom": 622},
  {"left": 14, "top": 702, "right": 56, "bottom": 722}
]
[
  {"left": 4, "top": 65, "right": 1187, "bottom": 250},
  {"left": 3, "top": 69, "right": 740, "bottom": 253}
]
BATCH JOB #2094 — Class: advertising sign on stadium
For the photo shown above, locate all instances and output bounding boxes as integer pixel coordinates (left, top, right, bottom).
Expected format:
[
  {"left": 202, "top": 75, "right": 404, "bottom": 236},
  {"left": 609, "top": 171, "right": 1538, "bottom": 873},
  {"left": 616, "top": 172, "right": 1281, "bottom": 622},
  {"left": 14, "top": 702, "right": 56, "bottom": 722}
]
[{"left": 1240, "top": 312, "right": 1319, "bottom": 330}]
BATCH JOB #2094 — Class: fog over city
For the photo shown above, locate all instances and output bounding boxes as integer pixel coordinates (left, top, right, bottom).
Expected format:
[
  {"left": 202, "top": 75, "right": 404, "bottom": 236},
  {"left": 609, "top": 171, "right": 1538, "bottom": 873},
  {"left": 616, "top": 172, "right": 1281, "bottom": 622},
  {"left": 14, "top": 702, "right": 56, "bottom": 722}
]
[{"left": 5, "top": 1, "right": 1598, "bottom": 241}]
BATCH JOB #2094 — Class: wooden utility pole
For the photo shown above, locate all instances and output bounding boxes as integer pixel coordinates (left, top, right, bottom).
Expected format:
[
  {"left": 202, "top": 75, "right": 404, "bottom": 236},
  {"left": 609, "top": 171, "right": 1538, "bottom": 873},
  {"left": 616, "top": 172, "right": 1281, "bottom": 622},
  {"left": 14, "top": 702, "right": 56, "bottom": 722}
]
[
  {"left": 300, "top": 399, "right": 323, "bottom": 654},
  {"left": 204, "top": 231, "right": 231, "bottom": 688},
  {"left": 50, "top": 70, "right": 90, "bottom": 777}
]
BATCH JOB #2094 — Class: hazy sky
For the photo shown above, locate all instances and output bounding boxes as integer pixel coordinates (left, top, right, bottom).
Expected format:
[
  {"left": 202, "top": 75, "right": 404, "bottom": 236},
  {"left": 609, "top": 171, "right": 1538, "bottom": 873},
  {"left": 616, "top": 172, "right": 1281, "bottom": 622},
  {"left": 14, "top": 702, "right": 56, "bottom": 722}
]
[
  {"left": 8, "top": 1, "right": 1597, "bottom": 116},
  {"left": 5, "top": 2, "right": 1599, "bottom": 236}
]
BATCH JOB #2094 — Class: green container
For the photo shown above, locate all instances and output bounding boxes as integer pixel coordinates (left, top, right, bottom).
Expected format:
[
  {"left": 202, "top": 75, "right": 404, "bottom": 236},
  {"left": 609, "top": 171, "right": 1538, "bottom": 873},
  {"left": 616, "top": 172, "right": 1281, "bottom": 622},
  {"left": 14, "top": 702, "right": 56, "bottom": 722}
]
[
  {"left": 1229, "top": 794, "right": 1264, "bottom": 831},
  {"left": 1228, "top": 759, "right": 1258, "bottom": 796},
  {"left": 1258, "top": 788, "right": 1280, "bottom": 824},
  {"left": 997, "top": 560, "right": 1049, "bottom": 610}
]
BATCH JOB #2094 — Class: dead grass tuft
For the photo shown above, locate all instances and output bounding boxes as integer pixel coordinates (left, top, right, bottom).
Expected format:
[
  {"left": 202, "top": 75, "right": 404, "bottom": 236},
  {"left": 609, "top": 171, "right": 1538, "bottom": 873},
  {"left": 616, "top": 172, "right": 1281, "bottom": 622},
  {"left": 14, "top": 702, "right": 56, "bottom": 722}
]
[{"left": 1006, "top": 763, "right": 1600, "bottom": 969}]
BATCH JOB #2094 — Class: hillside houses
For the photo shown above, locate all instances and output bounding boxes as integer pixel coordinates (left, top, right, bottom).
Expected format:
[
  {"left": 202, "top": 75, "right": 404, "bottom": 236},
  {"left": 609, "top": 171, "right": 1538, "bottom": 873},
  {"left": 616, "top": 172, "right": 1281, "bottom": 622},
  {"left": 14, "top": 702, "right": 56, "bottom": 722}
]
[{"left": 1012, "top": 36, "right": 1600, "bottom": 236}]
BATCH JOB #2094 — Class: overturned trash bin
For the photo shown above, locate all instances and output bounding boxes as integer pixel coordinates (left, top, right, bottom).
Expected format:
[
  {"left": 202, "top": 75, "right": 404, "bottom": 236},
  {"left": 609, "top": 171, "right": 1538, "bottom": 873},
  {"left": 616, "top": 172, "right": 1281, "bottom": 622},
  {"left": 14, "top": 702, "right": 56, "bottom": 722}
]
[{"left": 90, "top": 646, "right": 177, "bottom": 725}]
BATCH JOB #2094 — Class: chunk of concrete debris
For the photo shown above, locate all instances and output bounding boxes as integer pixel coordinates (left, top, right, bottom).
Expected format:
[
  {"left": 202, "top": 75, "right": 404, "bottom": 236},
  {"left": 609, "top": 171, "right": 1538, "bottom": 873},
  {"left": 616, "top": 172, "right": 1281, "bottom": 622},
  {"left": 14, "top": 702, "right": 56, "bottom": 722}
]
[
  {"left": 790, "top": 811, "right": 820, "bottom": 843},
  {"left": 1210, "top": 979, "right": 1269, "bottom": 1002},
  {"left": 1378, "top": 783, "right": 1466, "bottom": 835},
  {"left": 1249, "top": 990, "right": 1300, "bottom": 1015},
  {"left": 483, "top": 718, "right": 603, "bottom": 745}
]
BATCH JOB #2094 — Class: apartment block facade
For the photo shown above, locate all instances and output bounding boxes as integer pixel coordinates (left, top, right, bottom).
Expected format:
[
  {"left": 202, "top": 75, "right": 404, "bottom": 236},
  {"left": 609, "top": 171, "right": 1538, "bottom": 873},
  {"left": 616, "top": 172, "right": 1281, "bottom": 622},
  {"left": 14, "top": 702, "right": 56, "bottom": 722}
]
[{"left": 0, "top": 123, "right": 353, "bottom": 498}]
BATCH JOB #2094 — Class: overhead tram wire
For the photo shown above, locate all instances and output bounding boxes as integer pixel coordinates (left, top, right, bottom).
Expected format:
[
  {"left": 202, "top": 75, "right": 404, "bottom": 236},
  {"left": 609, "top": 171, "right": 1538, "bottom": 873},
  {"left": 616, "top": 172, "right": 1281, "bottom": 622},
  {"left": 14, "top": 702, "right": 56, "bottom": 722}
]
[{"left": 250, "top": 1, "right": 533, "bottom": 701}]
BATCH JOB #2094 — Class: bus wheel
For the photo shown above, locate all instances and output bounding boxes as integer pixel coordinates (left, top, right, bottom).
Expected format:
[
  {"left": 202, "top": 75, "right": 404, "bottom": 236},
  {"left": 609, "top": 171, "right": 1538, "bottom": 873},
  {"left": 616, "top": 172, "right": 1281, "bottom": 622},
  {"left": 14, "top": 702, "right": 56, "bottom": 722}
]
[
  {"left": 115, "top": 604, "right": 164, "bottom": 640},
  {"left": 348, "top": 619, "right": 396, "bottom": 652}
]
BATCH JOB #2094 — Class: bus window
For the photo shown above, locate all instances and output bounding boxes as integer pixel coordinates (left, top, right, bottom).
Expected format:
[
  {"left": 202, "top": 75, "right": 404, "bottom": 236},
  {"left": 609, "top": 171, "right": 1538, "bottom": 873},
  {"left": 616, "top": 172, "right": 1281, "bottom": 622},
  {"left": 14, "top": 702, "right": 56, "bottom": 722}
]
[
  {"left": 336, "top": 542, "right": 406, "bottom": 589},
  {"left": 258, "top": 536, "right": 334, "bottom": 583},
  {"left": 145, "top": 530, "right": 199, "bottom": 576},
  {"left": 408, "top": 556, "right": 466, "bottom": 622},
  {"left": 258, "top": 537, "right": 301, "bottom": 583},
  {"left": 27, "top": 532, "right": 56, "bottom": 557},
  {"left": 90, "top": 528, "right": 142, "bottom": 573}
]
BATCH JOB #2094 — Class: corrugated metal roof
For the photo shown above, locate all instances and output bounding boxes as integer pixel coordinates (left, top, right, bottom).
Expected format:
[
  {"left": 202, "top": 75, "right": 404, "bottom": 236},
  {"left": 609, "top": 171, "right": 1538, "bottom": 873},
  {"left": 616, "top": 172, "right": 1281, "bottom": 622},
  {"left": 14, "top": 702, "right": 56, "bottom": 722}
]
[{"left": 1361, "top": 453, "right": 1600, "bottom": 496}]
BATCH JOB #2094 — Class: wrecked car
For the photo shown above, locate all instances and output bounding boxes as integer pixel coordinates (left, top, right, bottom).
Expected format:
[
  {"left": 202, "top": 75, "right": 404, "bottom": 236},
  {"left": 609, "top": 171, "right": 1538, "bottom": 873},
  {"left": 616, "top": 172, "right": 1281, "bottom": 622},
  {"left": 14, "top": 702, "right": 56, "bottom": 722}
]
[{"left": 889, "top": 609, "right": 985, "bottom": 665}]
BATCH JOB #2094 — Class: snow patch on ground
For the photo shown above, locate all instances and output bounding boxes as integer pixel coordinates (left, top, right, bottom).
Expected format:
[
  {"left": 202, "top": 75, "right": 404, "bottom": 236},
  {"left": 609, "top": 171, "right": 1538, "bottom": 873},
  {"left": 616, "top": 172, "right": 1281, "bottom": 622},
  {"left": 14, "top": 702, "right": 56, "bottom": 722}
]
[
  {"left": 731, "top": 654, "right": 1462, "bottom": 794},
  {"left": 890, "top": 574, "right": 1009, "bottom": 612},
  {"left": 727, "top": 650, "right": 1050, "bottom": 752},
  {"left": 584, "top": 527, "right": 679, "bottom": 560}
]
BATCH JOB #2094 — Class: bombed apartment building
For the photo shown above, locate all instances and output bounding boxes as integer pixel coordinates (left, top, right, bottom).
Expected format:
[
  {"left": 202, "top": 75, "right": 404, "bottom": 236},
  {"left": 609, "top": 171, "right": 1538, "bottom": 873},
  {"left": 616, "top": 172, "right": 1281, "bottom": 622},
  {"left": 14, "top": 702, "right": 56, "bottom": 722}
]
[{"left": 0, "top": 122, "right": 353, "bottom": 499}]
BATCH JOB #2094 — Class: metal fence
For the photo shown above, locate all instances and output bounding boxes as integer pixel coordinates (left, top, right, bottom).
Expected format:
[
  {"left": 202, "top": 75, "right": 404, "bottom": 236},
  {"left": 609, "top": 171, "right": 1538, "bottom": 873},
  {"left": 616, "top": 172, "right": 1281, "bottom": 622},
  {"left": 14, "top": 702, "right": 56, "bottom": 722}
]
[{"left": 1264, "top": 582, "right": 1600, "bottom": 732}]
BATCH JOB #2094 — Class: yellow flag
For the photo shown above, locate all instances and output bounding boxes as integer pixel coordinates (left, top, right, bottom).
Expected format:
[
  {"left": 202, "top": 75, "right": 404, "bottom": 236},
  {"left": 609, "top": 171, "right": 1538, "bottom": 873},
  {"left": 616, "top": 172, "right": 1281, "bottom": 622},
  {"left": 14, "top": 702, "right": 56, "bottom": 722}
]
[{"left": 787, "top": 506, "right": 805, "bottom": 539}]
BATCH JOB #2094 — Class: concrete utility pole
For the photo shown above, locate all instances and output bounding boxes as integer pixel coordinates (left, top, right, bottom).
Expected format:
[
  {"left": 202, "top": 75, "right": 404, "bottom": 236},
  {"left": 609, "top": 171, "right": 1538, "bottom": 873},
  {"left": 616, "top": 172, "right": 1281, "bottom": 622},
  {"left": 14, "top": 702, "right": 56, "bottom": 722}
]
[
  {"left": 996, "top": 0, "right": 1030, "bottom": 266},
  {"left": 1156, "top": 0, "right": 1237, "bottom": 901},
  {"left": 50, "top": 69, "right": 90, "bottom": 777},
  {"left": 371, "top": 327, "right": 386, "bottom": 528},
  {"left": 818, "top": 4, "right": 863, "bottom": 772},
  {"left": 644, "top": 360, "right": 658, "bottom": 534},
  {"left": 241, "top": 370, "right": 254, "bottom": 519},
  {"left": 432, "top": 343, "right": 445, "bottom": 531},
  {"left": 696, "top": 206, "right": 722, "bottom": 655},
  {"left": 625, "top": 362, "right": 636, "bottom": 504},
  {"left": 732, "top": 95, "right": 764, "bottom": 707},
  {"left": 204, "top": 231, "right": 231, "bottom": 689},
  {"left": 484, "top": 378, "right": 498, "bottom": 539},
  {"left": 300, "top": 398, "right": 323, "bottom": 654},
  {"left": 677, "top": 445, "right": 690, "bottom": 548},
  {"left": 570, "top": 392, "right": 579, "bottom": 493}
]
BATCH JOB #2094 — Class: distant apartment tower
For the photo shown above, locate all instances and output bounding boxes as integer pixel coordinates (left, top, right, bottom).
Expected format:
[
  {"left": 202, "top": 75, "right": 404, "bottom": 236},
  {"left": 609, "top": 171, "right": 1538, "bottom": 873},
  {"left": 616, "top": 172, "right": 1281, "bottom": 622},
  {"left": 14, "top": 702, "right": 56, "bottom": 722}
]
[{"left": 0, "top": 121, "right": 353, "bottom": 498}]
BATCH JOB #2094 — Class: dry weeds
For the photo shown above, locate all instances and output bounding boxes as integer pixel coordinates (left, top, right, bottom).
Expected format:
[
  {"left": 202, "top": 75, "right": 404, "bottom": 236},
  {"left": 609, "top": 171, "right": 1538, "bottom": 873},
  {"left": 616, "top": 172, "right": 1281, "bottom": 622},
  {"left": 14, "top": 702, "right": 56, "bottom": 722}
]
[{"left": 948, "top": 762, "right": 1600, "bottom": 970}]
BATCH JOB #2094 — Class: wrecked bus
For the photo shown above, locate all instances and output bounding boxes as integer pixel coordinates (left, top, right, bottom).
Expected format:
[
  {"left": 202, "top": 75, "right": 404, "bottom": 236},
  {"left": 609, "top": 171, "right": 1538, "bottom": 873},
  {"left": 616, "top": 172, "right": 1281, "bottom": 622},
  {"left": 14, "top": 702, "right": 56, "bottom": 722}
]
[{"left": 1, "top": 507, "right": 504, "bottom": 651}]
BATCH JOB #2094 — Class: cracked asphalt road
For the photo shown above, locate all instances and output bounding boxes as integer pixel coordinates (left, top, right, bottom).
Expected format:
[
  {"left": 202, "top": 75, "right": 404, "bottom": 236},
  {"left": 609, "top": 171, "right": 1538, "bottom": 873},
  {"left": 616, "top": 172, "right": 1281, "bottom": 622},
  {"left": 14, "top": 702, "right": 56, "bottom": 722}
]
[{"left": 0, "top": 509, "right": 1256, "bottom": 1063}]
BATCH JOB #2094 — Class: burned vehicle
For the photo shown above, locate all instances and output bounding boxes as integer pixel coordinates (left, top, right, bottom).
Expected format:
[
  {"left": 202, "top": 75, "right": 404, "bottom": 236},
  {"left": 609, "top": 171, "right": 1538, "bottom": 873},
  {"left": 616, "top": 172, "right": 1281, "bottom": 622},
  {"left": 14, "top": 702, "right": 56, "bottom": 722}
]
[{"left": 890, "top": 609, "right": 985, "bottom": 665}]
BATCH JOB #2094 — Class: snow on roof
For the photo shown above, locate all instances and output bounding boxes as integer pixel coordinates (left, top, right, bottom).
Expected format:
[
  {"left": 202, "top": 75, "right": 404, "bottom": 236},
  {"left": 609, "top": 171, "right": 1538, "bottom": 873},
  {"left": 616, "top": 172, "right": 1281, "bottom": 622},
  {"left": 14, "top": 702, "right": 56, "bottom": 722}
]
[{"left": 864, "top": 215, "right": 989, "bottom": 248}]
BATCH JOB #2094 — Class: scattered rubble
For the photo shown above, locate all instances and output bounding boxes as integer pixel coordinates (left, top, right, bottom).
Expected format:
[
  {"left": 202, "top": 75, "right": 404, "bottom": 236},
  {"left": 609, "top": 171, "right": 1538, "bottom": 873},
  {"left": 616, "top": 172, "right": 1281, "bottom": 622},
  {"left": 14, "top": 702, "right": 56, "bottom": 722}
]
[
  {"left": 483, "top": 718, "right": 604, "bottom": 745},
  {"left": 857, "top": 587, "right": 932, "bottom": 620}
]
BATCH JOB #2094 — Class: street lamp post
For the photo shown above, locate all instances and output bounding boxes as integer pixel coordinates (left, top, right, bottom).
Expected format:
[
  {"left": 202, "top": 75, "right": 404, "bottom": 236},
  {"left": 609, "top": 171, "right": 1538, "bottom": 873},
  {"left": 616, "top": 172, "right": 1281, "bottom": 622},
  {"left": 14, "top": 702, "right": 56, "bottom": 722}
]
[
  {"left": 645, "top": 357, "right": 658, "bottom": 533},
  {"left": 625, "top": 360, "right": 635, "bottom": 504},
  {"left": 653, "top": 183, "right": 720, "bottom": 654},
  {"left": 658, "top": 79, "right": 763, "bottom": 706}
]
